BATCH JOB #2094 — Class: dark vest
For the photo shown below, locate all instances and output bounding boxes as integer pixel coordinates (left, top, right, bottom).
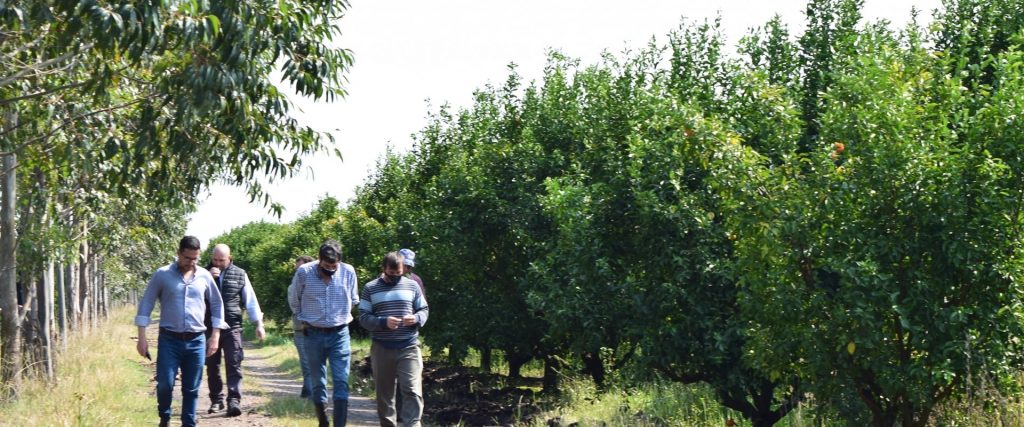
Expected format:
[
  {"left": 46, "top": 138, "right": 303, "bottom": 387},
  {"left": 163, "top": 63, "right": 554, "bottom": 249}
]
[{"left": 206, "top": 263, "right": 247, "bottom": 329}]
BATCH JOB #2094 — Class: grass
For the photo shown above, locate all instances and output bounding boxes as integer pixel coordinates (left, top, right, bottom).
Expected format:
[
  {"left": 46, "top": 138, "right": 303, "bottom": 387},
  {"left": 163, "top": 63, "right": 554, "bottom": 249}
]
[
  {"left": 0, "top": 305, "right": 154, "bottom": 426},
  {"left": 520, "top": 378, "right": 750, "bottom": 427}
]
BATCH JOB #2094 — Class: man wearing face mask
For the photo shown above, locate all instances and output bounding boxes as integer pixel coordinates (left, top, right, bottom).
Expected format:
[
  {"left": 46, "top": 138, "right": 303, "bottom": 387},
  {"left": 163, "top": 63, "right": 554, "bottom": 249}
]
[
  {"left": 289, "top": 240, "right": 359, "bottom": 427},
  {"left": 359, "top": 251, "right": 429, "bottom": 427}
]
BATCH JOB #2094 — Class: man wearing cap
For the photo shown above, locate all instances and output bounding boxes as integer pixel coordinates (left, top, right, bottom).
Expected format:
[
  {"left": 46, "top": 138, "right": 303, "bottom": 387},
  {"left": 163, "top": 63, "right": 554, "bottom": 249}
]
[
  {"left": 360, "top": 251, "right": 429, "bottom": 427},
  {"left": 135, "top": 236, "right": 227, "bottom": 427},
  {"left": 290, "top": 240, "right": 359, "bottom": 427},
  {"left": 398, "top": 248, "right": 426, "bottom": 300},
  {"left": 395, "top": 248, "right": 425, "bottom": 422}
]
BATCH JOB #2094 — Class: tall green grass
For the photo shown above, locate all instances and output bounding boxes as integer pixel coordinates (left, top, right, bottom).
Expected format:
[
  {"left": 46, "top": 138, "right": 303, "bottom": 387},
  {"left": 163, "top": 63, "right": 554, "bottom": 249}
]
[{"left": 0, "top": 305, "right": 153, "bottom": 426}]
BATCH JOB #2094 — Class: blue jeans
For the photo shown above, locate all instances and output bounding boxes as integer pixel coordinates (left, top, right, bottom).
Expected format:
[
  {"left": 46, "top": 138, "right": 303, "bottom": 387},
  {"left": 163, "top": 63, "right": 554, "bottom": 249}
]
[
  {"left": 303, "top": 327, "right": 351, "bottom": 403},
  {"left": 156, "top": 332, "right": 206, "bottom": 427},
  {"left": 293, "top": 330, "right": 312, "bottom": 396}
]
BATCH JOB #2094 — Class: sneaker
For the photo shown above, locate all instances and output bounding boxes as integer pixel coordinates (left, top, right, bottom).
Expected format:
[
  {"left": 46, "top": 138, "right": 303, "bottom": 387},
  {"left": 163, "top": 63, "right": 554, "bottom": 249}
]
[
  {"left": 226, "top": 400, "right": 242, "bottom": 417},
  {"left": 208, "top": 401, "right": 225, "bottom": 414}
]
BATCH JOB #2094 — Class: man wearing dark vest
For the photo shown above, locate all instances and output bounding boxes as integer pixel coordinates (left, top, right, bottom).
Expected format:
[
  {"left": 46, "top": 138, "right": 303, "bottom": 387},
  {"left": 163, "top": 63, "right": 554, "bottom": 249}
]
[{"left": 205, "top": 243, "right": 266, "bottom": 417}]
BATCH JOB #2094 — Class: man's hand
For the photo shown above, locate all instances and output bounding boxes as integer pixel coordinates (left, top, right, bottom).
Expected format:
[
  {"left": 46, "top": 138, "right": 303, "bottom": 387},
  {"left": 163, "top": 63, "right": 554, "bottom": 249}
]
[
  {"left": 137, "top": 336, "right": 149, "bottom": 358},
  {"left": 210, "top": 267, "right": 221, "bottom": 278},
  {"left": 386, "top": 316, "right": 401, "bottom": 330},
  {"left": 136, "top": 326, "right": 149, "bottom": 358},
  {"left": 402, "top": 314, "right": 417, "bottom": 327},
  {"left": 207, "top": 329, "right": 221, "bottom": 357},
  {"left": 255, "top": 325, "right": 267, "bottom": 341}
]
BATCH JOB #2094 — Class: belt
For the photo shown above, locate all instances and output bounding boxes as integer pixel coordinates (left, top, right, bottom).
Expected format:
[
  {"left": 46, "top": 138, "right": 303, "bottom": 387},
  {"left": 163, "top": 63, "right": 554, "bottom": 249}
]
[
  {"left": 160, "top": 328, "right": 203, "bottom": 340},
  {"left": 303, "top": 323, "right": 347, "bottom": 334}
]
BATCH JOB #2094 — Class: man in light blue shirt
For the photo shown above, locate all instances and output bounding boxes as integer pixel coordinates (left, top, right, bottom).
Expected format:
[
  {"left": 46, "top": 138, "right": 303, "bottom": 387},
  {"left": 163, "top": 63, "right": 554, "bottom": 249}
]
[
  {"left": 289, "top": 240, "right": 358, "bottom": 427},
  {"left": 135, "top": 236, "right": 227, "bottom": 427}
]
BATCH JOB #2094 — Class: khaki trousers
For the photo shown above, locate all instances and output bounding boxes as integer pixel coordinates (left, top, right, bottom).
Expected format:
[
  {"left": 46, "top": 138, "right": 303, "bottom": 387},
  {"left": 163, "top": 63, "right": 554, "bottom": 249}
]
[{"left": 371, "top": 342, "right": 423, "bottom": 427}]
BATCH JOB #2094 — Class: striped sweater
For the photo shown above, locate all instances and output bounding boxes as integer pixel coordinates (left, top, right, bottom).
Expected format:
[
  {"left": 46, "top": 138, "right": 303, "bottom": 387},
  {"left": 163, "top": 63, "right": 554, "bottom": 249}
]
[{"left": 358, "top": 276, "right": 429, "bottom": 349}]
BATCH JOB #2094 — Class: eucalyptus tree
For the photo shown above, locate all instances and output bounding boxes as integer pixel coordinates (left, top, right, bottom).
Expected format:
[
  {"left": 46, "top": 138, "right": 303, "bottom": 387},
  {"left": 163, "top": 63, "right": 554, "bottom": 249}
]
[{"left": 0, "top": 0, "right": 353, "bottom": 388}]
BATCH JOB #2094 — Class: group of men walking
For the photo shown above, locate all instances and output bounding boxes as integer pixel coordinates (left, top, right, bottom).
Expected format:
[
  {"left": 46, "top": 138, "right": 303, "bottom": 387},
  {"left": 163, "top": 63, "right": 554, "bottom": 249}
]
[{"left": 134, "top": 236, "right": 429, "bottom": 427}]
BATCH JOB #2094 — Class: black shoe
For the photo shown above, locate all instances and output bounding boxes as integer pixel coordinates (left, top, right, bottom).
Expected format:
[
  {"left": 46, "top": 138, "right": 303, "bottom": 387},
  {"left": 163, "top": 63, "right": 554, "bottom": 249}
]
[
  {"left": 208, "top": 401, "right": 225, "bottom": 413},
  {"left": 226, "top": 400, "right": 242, "bottom": 417},
  {"left": 300, "top": 388, "right": 309, "bottom": 398},
  {"left": 159, "top": 418, "right": 169, "bottom": 427}
]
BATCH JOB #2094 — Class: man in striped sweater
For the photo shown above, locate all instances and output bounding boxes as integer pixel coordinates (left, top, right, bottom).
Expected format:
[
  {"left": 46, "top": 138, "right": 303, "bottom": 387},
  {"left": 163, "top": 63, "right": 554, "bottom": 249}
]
[{"left": 359, "top": 251, "right": 429, "bottom": 427}]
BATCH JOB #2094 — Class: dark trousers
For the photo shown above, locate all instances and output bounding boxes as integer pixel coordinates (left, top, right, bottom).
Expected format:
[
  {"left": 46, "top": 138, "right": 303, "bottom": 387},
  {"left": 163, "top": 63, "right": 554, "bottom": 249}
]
[
  {"left": 156, "top": 332, "right": 206, "bottom": 427},
  {"left": 206, "top": 327, "right": 244, "bottom": 403}
]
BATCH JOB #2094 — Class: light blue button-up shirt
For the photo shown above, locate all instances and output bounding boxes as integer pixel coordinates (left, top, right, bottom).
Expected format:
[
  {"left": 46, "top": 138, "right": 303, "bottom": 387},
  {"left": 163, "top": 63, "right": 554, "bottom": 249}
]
[
  {"left": 288, "top": 261, "right": 358, "bottom": 328},
  {"left": 135, "top": 263, "right": 228, "bottom": 332}
]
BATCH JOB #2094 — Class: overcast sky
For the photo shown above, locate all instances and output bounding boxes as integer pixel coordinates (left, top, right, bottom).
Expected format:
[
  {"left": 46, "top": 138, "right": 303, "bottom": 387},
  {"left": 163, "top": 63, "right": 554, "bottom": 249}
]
[{"left": 186, "top": 0, "right": 943, "bottom": 247}]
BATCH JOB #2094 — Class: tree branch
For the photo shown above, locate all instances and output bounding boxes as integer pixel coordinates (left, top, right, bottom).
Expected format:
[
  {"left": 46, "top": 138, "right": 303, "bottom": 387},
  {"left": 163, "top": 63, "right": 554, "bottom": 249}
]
[
  {"left": 0, "top": 82, "right": 87, "bottom": 107},
  {"left": 3, "top": 95, "right": 154, "bottom": 154},
  {"left": 0, "top": 43, "right": 92, "bottom": 88}
]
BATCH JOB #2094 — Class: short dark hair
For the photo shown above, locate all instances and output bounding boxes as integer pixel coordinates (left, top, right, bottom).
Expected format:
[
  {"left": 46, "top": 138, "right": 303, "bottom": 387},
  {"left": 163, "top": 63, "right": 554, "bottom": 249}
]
[
  {"left": 380, "top": 251, "right": 404, "bottom": 270},
  {"left": 179, "top": 236, "right": 201, "bottom": 252},
  {"left": 295, "top": 255, "right": 315, "bottom": 265},
  {"left": 319, "top": 240, "right": 342, "bottom": 263}
]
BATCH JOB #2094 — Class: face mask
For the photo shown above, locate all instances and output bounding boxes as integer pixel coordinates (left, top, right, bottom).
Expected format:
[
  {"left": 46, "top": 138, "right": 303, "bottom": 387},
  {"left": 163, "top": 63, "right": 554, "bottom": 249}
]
[
  {"left": 385, "top": 274, "right": 402, "bottom": 284},
  {"left": 320, "top": 266, "right": 338, "bottom": 276}
]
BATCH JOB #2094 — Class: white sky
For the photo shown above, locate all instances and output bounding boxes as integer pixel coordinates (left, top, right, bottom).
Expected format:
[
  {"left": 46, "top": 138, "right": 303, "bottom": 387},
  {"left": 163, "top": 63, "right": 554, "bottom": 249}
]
[{"left": 186, "top": 0, "right": 943, "bottom": 247}]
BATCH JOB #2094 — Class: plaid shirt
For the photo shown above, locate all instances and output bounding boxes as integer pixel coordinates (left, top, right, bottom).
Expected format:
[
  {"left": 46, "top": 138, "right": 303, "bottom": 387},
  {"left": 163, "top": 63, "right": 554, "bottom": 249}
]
[{"left": 288, "top": 260, "right": 358, "bottom": 328}]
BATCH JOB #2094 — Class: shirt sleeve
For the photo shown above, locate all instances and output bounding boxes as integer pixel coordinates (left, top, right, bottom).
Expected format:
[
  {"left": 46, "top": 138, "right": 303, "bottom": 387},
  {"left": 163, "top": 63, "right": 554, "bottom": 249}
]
[
  {"left": 288, "top": 269, "right": 302, "bottom": 315},
  {"left": 358, "top": 283, "right": 387, "bottom": 331},
  {"left": 241, "top": 274, "right": 263, "bottom": 324},
  {"left": 348, "top": 266, "right": 359, "bottom": 307},
  {"left": 134, "top": 272, "right": 161, "bottom": 327},
  {"left": 206, "top": 278, "right": 229, "bottom": 330},
  {"left": 413, "top": 286, "right": 429, "bottom": 327}
]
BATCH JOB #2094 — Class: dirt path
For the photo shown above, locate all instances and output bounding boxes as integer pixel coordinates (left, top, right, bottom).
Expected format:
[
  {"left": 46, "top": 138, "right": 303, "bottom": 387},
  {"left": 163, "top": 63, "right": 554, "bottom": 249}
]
[{"left": 142, "top": 323, "right": 378, "bottom": 426}]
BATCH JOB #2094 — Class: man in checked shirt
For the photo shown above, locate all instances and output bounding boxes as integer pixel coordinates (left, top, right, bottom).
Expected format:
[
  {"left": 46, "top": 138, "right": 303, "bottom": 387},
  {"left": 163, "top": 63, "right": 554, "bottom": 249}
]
[{"left": 289, "top": 240, "right": 359, "bottom": 427}]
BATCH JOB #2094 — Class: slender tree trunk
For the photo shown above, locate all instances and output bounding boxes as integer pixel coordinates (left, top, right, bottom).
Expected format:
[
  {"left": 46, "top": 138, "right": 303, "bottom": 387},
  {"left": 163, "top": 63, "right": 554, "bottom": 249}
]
[
  {"left": 88, "top": 249, "right": 97, "bottom": 327},
  {"left": 38, "top": 262, "right": 53, "bottom": 380},
  {"left": 100, "top": 268, "right": 108, "bottom": 318},
  {"left": 56, "top": 261, "right": 66, "bottom": 351},
  {"left": 0, "top": 152, "right": 20, "bottom": 390},
  {"left": 21, "top": 270, "right": 37, "bottom": 371},
  {"left": 78, "top": 234, "right": 90, "bottom": 331},
  {"left": 65, "top": 260, "right": 79, "bottom": 332}
]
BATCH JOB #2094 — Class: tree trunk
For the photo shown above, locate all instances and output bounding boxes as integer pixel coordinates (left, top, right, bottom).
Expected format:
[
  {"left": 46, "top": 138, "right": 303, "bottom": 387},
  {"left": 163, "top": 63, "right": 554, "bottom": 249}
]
[
  {"left": 56, "top": 261, "right": 66, "bottom": 351},
  {"left": 100, "top": 269, "right": 108, "bottom": 318},
  {"left": 88, "top": 248, "right": 97, "bottom": 328},
  {"left": 582, "top": 351, "right": 606, "bottom": 390},
  {"left": 480, "top": 347, "right": 492, "bottom": 373},
  {"left": 21, "top": 270, "right": 37, "bottom": 371},
  {"left": 0, "top": 152, "right": 20, "bottom": 390},
  {"left": 38, "top": 262, "right": 53, "bottom": 380},
  {"left": 542, "top": 356, "right": 560, "bottom": 393},
  {"left": 65, "top": 260, "right": 79, "bottom": 332},
  {"left": 507, "top": 352, "right": 531, "bottom": 379},
  {"left": 78, "top": 235, "right": 90, "bottom": 330}
]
